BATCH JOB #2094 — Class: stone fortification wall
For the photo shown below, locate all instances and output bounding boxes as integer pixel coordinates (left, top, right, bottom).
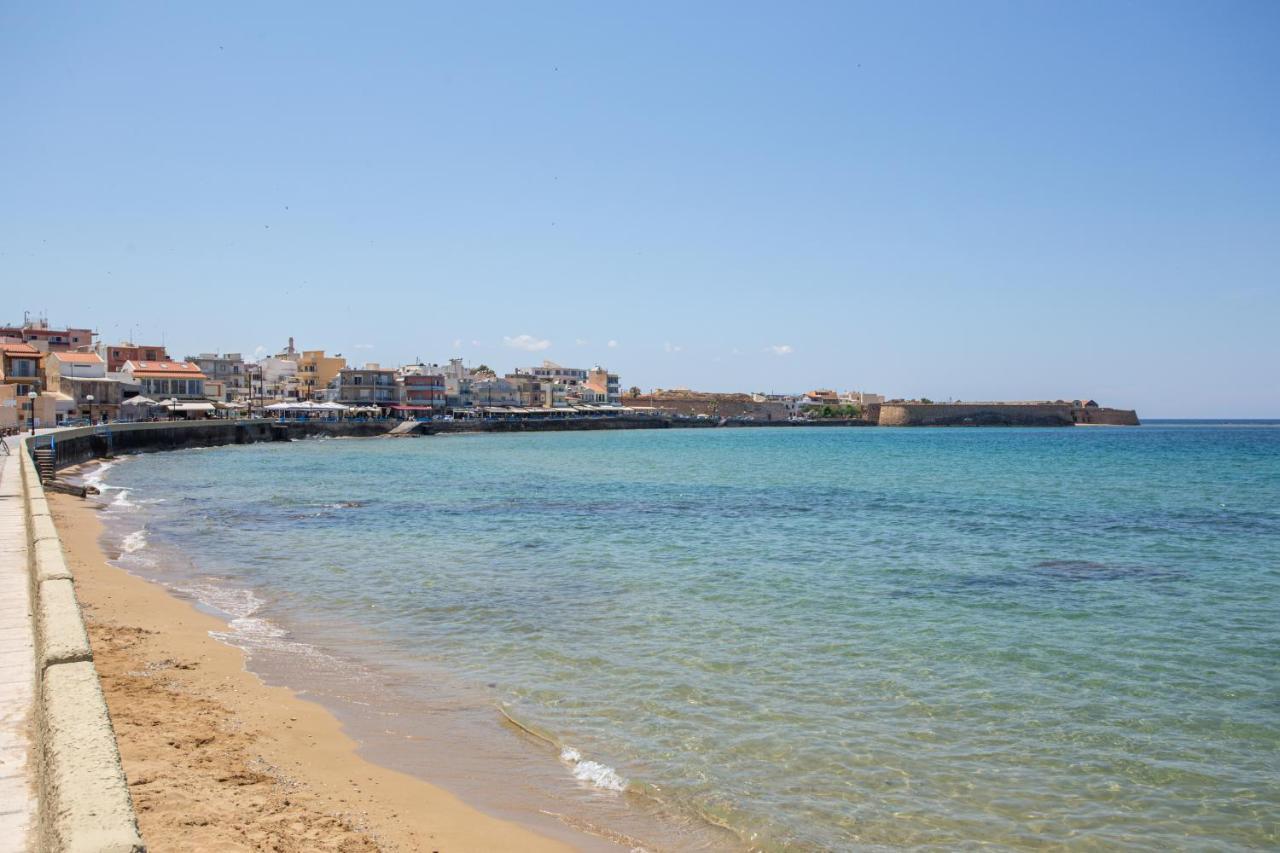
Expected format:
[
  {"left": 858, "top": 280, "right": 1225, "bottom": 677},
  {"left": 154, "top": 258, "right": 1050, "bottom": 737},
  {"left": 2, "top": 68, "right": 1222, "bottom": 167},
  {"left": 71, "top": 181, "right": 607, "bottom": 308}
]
[
  {"left": 879, "top": 403, "right": 1077, "bottom": 427},
  {"left": 878, "top": 403, "right": 1140, "bottom": 427},
  {"left": 1073, "top": 407, "right": 1141, "bottom": 425}
]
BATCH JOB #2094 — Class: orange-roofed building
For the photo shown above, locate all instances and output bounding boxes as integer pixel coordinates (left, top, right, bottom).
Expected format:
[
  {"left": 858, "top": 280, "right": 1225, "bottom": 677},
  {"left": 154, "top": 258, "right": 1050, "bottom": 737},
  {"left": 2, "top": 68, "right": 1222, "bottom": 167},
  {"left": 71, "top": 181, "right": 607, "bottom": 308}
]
[
  {"left": 1, "top": 342, "right": 47, "bottom": 429},
  {"left": 120, "top": 360, "right": 209, "bottom": 400},
  {"left": 0, "top": 342, "right": 44, "bottom": 395}
]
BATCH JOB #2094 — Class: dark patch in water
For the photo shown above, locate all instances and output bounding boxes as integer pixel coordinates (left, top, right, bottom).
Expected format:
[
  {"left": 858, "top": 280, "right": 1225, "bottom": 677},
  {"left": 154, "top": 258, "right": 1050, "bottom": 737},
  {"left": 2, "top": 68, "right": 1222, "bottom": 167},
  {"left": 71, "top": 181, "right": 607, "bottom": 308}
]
[{"left": 1029, "top": 559, "right": 1179, "bottom": 582}]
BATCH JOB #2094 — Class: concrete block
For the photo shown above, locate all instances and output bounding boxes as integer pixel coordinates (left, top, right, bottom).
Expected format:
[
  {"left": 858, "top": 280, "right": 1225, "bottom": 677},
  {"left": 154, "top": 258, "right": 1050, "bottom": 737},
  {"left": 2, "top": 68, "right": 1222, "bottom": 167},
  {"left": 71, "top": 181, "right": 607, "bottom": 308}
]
[
  {"left": 40, "top": 661, "right": 143, "bottom": 853},
  {"left": 29, "top": 512, "right": 59, "bottom": 546},
  {"left": 33, "top": 539, "right": 73, "bottom": 583},
  {"left": 36, "top": 580, "right": 92, "bottom": 668},
  {"left": 25, "top": 496, "right": 50, "bottom": 523}
]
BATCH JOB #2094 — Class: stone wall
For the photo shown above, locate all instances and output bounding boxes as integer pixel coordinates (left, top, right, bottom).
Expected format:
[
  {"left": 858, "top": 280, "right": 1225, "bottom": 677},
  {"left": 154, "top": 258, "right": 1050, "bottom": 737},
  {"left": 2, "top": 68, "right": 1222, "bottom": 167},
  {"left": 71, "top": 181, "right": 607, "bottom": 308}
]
[
  {"left": 878, "top": 403, "right": 1077, "bottom": 427},
  {"left": 1072, "top": 407, "right": 1141, "bottom": 425},
  {"left": 878, "top": 403, "right": 1140, "bottom": 427}
]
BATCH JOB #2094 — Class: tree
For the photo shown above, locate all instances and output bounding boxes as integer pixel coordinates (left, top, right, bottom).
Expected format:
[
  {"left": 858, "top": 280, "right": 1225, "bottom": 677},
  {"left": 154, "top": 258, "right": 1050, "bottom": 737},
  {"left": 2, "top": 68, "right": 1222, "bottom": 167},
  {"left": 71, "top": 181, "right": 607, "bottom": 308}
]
[
  {"left": 628, "top": 386, "right": 642, "bottom": 398},
  {"left": 473, "top": 364, "right": 496, "bottom": 379}
]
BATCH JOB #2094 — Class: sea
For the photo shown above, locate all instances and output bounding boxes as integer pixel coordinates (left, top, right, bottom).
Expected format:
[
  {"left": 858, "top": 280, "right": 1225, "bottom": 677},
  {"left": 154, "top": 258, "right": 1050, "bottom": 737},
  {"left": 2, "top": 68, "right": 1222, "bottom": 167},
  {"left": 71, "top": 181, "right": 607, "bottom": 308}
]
[{"left": 78, "top": 422, "right": 1279, "bottom": 850}]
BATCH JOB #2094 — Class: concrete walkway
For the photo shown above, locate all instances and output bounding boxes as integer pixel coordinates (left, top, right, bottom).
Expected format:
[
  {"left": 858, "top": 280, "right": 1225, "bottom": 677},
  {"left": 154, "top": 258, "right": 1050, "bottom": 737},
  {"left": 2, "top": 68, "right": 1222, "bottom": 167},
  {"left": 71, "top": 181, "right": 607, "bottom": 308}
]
[{"left": 0, "top": 439, "right": 37, "bottom": 847}]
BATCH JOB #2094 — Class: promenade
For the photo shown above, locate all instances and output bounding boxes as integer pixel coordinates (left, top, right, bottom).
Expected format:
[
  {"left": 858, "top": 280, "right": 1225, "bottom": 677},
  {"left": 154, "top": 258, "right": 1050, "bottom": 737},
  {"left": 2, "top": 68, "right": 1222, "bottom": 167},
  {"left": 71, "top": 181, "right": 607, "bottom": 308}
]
[{"left": 0, "top": 438, "right": 37, "bottom": 846}]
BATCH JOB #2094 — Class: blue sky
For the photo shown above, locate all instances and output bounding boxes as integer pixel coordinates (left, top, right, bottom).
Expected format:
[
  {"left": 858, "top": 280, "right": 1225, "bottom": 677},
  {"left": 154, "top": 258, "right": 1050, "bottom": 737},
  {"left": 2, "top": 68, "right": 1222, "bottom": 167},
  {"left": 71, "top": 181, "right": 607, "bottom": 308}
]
[{"left": 2, "top": 2, "right": 1277, "bottom": 416}]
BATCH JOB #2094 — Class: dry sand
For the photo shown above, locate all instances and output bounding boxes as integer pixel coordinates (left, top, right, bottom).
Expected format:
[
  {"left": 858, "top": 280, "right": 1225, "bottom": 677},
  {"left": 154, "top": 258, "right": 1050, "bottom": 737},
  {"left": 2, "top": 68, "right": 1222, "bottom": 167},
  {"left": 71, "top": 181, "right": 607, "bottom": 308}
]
[{"left": 49, "top": 492, "right": 573, "bottom": 853}]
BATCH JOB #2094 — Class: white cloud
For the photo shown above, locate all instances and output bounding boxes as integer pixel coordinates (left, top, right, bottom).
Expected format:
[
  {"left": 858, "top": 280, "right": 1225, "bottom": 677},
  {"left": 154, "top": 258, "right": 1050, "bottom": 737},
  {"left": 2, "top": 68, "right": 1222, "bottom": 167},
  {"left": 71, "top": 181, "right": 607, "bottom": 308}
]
[
  {"left": 607, "top": 339, "right": 618, "bottom": 348},
  {"left": 452, "top": 339, "right": 462, "bottom": 348},
  {"left": 470, "top": 339, "right": 482, "bottom": 347},
  {"left": 354, "top": 343, "right": 375, "bottom": 350},
  {"left": 766, "top": 344, "right": 794, "bottom": 356},
  {"left": 504, "top": 334, "right": 551, "bottom": 352},
  {"left": 575, "top": 338, "right": 591, "bottom": 346},
  {"left": 664, "top": 342, "right": 683, "bottom": 353},
  {"left": 253, "top": 345, "right": 267, "bottom": 358}
]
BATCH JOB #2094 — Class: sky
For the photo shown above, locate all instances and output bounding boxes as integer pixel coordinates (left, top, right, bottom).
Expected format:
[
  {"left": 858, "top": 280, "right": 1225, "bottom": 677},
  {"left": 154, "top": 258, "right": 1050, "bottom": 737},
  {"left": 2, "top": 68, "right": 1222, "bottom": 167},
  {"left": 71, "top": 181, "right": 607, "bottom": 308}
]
[{"left": 2, "top": 2, "right": 1277, "bottom": 417}]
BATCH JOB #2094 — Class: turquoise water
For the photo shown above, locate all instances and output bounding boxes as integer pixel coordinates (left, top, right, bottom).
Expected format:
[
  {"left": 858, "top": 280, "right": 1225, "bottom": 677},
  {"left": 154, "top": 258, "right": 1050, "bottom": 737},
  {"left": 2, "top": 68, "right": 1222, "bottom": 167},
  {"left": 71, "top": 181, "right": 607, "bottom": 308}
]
[{"left": 93, "top": 424, "right": 1279, "bottom": 849}]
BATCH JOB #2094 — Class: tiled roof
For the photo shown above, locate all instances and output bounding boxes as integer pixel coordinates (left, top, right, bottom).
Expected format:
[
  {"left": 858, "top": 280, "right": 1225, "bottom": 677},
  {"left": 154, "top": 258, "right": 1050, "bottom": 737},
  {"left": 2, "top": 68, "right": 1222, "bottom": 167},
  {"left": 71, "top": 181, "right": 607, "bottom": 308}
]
[
  {"left": 51, "top": 352, "right": 104, "bottom": 363},
  {"left": 125, "top": 360, "right": 208, "bottom": 378}
]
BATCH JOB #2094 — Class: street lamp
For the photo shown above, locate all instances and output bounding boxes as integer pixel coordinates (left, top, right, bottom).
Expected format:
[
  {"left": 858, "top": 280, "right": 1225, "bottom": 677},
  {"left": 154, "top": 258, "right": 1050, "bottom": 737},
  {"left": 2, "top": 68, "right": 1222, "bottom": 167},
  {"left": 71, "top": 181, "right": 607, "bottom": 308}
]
[
  {"left": 27, "top": 391, "right": 37, "bottom": 436},
  {"left": 86, "top": 394, "right": 95, "bottom": 426}
]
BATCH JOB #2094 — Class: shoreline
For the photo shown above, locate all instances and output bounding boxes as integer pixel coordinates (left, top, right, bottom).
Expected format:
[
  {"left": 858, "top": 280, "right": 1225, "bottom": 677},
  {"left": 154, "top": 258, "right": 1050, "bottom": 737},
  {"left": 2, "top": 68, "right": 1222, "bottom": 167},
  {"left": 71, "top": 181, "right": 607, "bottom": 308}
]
[{"left": 49, "top": 489, "right": 578, "bottom": 852}]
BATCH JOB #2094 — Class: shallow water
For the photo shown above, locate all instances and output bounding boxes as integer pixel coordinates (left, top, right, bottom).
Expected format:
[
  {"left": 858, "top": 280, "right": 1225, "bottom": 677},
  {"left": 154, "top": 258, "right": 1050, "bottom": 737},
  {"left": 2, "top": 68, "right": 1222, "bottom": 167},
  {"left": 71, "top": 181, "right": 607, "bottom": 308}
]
[{"left": 88, "top": 423, "right": 1280, "bottom": 849}]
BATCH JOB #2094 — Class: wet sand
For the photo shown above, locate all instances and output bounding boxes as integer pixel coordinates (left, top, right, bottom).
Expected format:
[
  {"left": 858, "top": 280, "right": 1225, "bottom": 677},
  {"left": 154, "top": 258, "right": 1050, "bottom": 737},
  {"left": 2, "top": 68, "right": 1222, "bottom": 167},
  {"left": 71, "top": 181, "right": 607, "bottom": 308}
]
[{"left": 49, "top": 491, "right": 573, "bottom": 852}]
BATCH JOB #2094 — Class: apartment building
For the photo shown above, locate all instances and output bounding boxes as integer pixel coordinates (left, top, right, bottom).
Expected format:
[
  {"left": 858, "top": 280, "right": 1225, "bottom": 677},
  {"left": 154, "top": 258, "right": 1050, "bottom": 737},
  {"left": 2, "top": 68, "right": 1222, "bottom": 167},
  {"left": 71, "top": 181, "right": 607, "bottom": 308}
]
[
  {"left": 297, "top": 350, "right": 347, "bottom": 400},
  {"left": 398, "top": 372, "right": 446, "bottom": 413},
  {"left": 186, "top": 353, "right": 247, "bottom": 401},
  {"left": 120, "top": 360, "right": 209, "bottom": 400},
  {"left": 586, "top": 366, "right": 621, "bottom": 405},
  {"left": 100, "top": 342, "right": 170, "bottom": 372},
  {"left": 47, "top": 351, "right": 121, "bottom": 421},
  {"left": 329, "top": 364, "right": 398, "bottom": 405},
  {"left": 0, "top": 317, "right": 93, "bottom": 353},
  {"left": 518, "top": 360, "right": 589, "bottom": 388}
]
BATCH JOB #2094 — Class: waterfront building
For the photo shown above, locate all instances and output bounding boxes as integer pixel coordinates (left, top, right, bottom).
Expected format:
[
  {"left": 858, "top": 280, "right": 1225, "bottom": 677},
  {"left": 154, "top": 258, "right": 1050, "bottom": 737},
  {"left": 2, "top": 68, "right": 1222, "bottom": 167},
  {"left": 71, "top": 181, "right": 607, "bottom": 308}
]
[
  {"left": 186, "top": 352, "right": 248, "bottom": 401},
  {"left": 802, "top": 390, "right": 840, "bottom": 407},
  {"left": 47, "top": 352, "right": 121, "bottom": 422},
  {"left": 586, "top": 366, "right": 621, "bottom": 405},
  {"left": 410, "top": 358, "right": 480, "bottom": 409},
  {"left": 0, "top": 315, "right": 94, "bottom": 353},
  {"left": 517, "top": 360, "right": 589, "bottom": 388},
  {"left": 297, "top": 350, "right": 347, "bottom": 400},
  {"left": 0, "top": 342, "right": 44, "bottom": 399},
  {"left": 470, "top": 377, "right": 522, "bottom": 407},
  {"left": 505, "top": 372, "right": 548, "bottom": 408},
  {"left": 257, "top": 356, "right": 300, "bottom": 400},
  {"left": 329, "top": 364, "right": 398, "bottom": 406},
  {"left": 99, "top": 341, "right": 170, "bottom": 372},
  {"left": 396, "top": 372, "right": 446, "bottom": 415},
  {"left": 120, "top": 360, "right": 209, "bottom": 400},
  {"left": 838, "top": 390, "right": 884, "bottom": 407}
]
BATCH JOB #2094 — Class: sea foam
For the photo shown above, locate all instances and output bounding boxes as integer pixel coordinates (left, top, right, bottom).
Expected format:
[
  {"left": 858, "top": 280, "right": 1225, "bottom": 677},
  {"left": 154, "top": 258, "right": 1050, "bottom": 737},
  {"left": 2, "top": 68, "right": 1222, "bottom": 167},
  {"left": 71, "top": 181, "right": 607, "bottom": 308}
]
[
  {"left": 121, "top": 528, "right": 148, "bottom": 554},
  {"left": 561, "top": 746, "right": 629, "bottom": 792}
]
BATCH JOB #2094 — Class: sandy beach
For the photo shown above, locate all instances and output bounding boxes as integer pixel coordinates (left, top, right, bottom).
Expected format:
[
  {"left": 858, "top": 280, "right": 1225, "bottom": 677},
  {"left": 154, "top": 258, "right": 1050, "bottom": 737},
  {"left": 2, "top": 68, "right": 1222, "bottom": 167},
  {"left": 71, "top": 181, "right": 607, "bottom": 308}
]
[{"left": 49, "top": 491, "right": 572, "bottom": 852}]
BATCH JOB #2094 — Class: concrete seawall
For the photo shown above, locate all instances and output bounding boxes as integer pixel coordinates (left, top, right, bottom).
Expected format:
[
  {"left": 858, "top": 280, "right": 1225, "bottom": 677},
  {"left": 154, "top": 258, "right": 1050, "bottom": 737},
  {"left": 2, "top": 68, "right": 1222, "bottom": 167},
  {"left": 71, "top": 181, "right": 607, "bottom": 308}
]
[
  {"left": 18, "top": 438, "right": 145, "bottom": 852},
  {"left": 40, "top": 419, "right": 393, "bottom": 471}
]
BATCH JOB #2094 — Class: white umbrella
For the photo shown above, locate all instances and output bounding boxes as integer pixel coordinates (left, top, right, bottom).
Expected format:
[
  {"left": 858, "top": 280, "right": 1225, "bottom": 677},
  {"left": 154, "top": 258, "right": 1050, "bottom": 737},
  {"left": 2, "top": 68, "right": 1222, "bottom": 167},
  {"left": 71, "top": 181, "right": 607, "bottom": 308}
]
[{"left": 122, "top": 396, "right": 157, "bottom": 406}]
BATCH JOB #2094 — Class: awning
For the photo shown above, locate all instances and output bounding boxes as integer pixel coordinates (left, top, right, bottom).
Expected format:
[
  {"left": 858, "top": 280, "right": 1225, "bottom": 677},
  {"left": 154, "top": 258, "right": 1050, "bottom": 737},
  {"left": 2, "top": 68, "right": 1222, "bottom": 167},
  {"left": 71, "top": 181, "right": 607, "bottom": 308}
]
[
  {"left": 164, "top": 401, "right": 216, "bottom": 413},
  {"left": 386, "top": 405, "right": 438, "bottom": 412}
]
